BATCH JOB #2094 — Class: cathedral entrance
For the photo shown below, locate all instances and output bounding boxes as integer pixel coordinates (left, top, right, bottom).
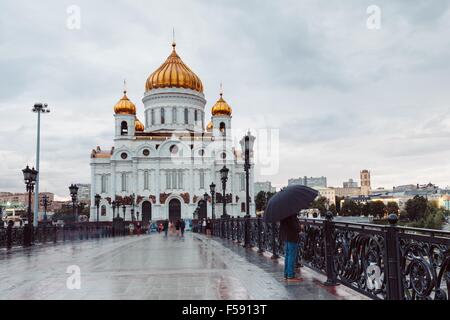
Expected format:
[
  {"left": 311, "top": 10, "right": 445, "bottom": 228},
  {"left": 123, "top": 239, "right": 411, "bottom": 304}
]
[
  {"left": 142, "top": 201, "right": 152, "bottom": 226},
  {"left": 168, "top": 198, "right": 181, "bottom": 222},
  {"left": 197, "top": 200, "right": 207, "bottom": 221}
]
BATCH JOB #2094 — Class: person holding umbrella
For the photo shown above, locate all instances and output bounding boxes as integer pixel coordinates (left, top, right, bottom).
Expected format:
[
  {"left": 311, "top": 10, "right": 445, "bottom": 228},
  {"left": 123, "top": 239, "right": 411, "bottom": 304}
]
[{"left": 264, "top": 185, "right": 318, "bottom": 282}]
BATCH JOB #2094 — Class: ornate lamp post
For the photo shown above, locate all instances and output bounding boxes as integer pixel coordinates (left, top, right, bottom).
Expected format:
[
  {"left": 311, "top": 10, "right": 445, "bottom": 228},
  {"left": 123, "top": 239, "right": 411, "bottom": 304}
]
[
  {"left": 240, "top": 131, "right": 255, "bottom": 248},
  {"left": 130, "top": 193, "right": 136, "bottom": 221},
  {"left": 112, "top": 200, "right": 118, "bottom": 218},
  {"left": 203, "top": 192, "right": 209, "bottom": 220},
  {"left": 32, "top": 102, "right": 50, "bottom": 227},
  {"left": 94, "top": 194, "right": 101, "bottom": 227},
  {"left": 22, "top": 165, "right": 38, "bottom": 246},
  {"left": 41, "top": 194, "right": 51, "bottom": 224},
  {"left": 209, "top": 182, "right": 216, "bottom": 220},
  {"left": 220, "top": 166, "right": 229, "bottom": 218},
  {"left": 69, "top": 184, "right": 79, "bottom": 223}
]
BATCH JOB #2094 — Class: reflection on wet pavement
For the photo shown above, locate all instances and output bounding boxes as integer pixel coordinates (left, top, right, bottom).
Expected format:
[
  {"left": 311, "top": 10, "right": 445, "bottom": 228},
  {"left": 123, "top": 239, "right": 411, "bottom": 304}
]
[{"left": 0, "top": 233, "right": 367, "bottom": 300}]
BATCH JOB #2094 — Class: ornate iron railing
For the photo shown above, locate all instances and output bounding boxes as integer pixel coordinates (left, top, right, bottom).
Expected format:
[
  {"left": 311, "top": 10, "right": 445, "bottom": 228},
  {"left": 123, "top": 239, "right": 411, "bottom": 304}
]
[
  {"left": 0, "top": 222, "right": 137, "bottom": 250},
  {"left": 212, "top": 215, "right": 450, "bottom": 300}
]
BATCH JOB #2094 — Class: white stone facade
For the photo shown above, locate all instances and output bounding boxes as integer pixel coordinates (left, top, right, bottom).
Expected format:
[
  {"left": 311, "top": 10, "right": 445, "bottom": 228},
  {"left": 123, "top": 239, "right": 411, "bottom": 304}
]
[{"left": 90, "top": 88, "right": 255, "bottom": 222}]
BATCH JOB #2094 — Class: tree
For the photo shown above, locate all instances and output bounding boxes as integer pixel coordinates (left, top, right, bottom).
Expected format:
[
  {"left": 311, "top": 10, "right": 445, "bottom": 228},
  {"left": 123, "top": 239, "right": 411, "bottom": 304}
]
[
  {"left": 386, "top": 201, "right": 399, "bottom": 215},
  {"left": 309, "top": 196, "right": 328, "bottom": 215},
  {"left": 255, "top": 191, "right": 266, "bottom": 212},
  {"left": 405, "top": 196, "right": 428, "bottom": 221},
  {"left": 329, "top": 204, "right": 337, "bottom": 215},
  {"left": 361, "top": 203, "right": 371, "bottom": 217},
  {"left": 370, "top": 201, "right": 386, "bottom": 218},
  {"left": 335, "top": 196, "right": 344, "bottom": 213},
  {"left": 340, "top": 200, "right": 360, "bottom": 216}
]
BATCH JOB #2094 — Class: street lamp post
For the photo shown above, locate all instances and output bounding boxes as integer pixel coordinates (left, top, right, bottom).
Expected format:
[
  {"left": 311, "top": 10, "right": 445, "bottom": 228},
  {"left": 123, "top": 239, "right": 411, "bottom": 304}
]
[
  {"left": 41, "top": 194, "right": 51, "bottom": 224},
  {"left": 32, "top": 103, "right": 50, "bottom": 227},
  {"left": 209, "top": 182, "right": 216, "bottom": 220},
  {"left": 22, "top": 165, "right": 38, "bottom": 246},
  {"left": 94, "top": 194, "right": 101, "bottom": 228},
  {"left": 130, "top": 194, "right": 135, "bottom": 221},
  {"left": 242, "top": 131, "right": 255, "bottom": 248},
  {"left": 122, "top": 204, "right": 126, "bottom": 221},
  {"left": 220, "top": 166, "right": 229, "bottom": 218},
  {"left": 112, "top": 201, "right": 118, "bottom": 218},
  {"left": 69, "top": 184, "right": 79, "bottom": 223}
]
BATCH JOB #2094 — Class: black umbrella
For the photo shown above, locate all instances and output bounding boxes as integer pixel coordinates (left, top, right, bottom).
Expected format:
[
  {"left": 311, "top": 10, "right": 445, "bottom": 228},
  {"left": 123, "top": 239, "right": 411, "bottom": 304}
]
[{"left": 263, "top": 185, "right": 318, "bottom": 223}]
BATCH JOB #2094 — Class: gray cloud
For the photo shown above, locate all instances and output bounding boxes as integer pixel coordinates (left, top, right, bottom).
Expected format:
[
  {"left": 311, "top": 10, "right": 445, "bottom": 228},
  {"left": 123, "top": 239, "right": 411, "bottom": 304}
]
[{"left": 1, "top": 0, "right": 450, "bottom": 197}]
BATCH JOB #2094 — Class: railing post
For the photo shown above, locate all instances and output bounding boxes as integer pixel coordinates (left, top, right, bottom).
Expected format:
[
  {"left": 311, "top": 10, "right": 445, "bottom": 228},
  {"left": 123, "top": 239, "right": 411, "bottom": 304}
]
[
  {"left": 323, "top": 211, "right": 337, "bottom": 286},
  {"left": 271, "top": 222, "right": 279, "bottom": 259},
  {"left": 385, "top": 214, "right": 403, "bottom": 300},
  {"left": 6, "top": 221, "right": 13, "bottom": 249},
  {"left": 257, "top": 216, "right": 263, "bottom": 253},
  {"left": 231, "top": 217, "right": 236, "bottom": 241},
  {"left": 243, "top": 214, "right": 250, "bottom": 248},
  {"left": 236, "top": 217, "right": 241, "bottom": 243}
]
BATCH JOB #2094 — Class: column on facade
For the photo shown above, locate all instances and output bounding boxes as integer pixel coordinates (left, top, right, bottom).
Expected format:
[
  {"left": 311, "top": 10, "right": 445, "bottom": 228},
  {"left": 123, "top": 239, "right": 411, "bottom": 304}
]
[
  {"left": 132, "top": 160, "right": 138, "bottom": 195},
  {"left": 90, "top": 164, "right": 96, "bottom": 219},
  {"left": 110, "top": 162, "right": 116, "bottom": 219}
]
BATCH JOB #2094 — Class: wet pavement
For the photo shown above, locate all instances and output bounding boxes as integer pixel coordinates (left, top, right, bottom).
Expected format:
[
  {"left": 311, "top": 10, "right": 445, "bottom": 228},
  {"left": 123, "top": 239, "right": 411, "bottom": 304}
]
[{"left": 0, "top": 232, "right": 367, "bottom": 300}]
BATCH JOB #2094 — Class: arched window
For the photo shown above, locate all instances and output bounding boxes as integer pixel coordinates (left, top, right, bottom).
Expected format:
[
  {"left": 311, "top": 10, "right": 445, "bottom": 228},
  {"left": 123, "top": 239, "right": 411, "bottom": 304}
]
[
  {"left": 172, "top": 107, "right": 177, "bottom": 124},
  {"left": 194, "top": 110, "right": 198, "bottom": 122},
  {"left": 151, "top": 109, "right": 155, "bottom": 125},
  {"left": 101, "top": 205, "right": 107, "bottom": 216},
  {"left": 161, "top": 108, "right": 165, "bottom": 124},
  {"left": 219, "top": 122, "right": 226, "bottom": 136},
  {"left": 184, "top": 108, "right": 189, "bottom": 124},
  {"left": 121, "top": 121, "right": 128, "bottom": 135}
]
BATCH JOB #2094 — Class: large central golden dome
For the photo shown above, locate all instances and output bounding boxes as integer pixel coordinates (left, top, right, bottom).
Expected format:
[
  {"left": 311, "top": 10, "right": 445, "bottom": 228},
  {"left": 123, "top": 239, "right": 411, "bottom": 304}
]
[{"left": 145, "top": 43, "right": 203, "bottom": 93}]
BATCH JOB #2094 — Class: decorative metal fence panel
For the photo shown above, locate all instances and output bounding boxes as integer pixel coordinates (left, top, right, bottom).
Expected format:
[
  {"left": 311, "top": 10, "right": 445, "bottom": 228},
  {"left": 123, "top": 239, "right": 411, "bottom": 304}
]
[
  {"left": 212, "top": 216, "right": 450, "bottom": 300},
  {"left": 0, "top": 223, "right": 124, "bottom": 249}
]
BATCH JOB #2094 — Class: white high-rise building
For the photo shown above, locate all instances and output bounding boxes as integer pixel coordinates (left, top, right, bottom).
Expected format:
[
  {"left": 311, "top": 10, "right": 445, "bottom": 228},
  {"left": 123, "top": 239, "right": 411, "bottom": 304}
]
[{"left": 89, "top": 42, "right": 255, "bottom": 223}]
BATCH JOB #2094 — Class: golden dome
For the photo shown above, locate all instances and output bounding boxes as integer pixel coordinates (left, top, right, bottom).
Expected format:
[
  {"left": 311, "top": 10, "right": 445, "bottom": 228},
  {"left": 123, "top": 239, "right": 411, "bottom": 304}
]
[
  {"left": 206, "top": 121, "right": 213, "bottom": 131},
  {"left": 114, "top": 91, "right": 136, "bottom": 115},
  {"left": 135, "top": 118, "right": 144, "bottom": 132},
  {"left": 145, "top": 43, "right": 203, "bottom": 93},
  {"left": 211, "top": 93, "right": 232, "bottom": 116}
]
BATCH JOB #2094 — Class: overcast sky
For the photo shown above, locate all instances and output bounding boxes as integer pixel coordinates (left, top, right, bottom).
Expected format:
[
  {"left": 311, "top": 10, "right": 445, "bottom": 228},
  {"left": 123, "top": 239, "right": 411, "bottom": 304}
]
[{"left": 1, "top": 0, "right": 450, "bottom": 199}]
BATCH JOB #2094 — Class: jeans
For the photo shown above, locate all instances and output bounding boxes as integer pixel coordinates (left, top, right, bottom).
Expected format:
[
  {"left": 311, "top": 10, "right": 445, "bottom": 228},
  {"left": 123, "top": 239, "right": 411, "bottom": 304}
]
[
  {"left": 164, "top": 229, "right": 168, "bottom": 237},
  {"left": 284, "top": 241, "right": 299, "bottom": 278}
]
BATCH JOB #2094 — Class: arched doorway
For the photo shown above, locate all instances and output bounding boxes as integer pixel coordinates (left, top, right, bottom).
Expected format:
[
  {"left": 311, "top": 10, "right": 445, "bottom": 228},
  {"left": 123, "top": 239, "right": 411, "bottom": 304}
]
[
  {"left": 169, "top": 198, "right": 181, "bottom": 222},
  {"left": 198, "top": 200, "right": 207, "bottom": 220},
  {"left": 142, "top": 201, "right": 152, "bottom": 226}
]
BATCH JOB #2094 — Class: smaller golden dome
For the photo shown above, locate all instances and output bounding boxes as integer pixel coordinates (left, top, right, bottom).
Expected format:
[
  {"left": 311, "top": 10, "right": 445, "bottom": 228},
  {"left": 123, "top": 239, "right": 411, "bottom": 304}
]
[
  {"left": 135, "top": 118, "right": 144, "bottom": 132},
  {"left": 114, "top": 91, "right": 136, "bottom": 115},
  {"left": 211, "top": 93, "right": 232, "bottom": 116},
  {"left": 206, "top": 121, "right": 213, "bottom": 131}
]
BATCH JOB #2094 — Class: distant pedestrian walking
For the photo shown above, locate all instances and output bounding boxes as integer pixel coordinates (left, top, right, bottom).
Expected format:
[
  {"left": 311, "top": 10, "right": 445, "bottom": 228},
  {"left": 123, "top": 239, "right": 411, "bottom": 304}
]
[
  {"left": 180, "top": 219, "right": 186, "bottom": 237},
  {"left": 202, "top": 218, "right": 207, "bottom": 234},
  {"left": 175, "top": 219, "right": 181, "bottom": 236},
  {"left": 206, "top": 219, "right": 212, "bottom": 236},
  {"left": 163, "top": 220, "right": 169, "bottom": 237}
]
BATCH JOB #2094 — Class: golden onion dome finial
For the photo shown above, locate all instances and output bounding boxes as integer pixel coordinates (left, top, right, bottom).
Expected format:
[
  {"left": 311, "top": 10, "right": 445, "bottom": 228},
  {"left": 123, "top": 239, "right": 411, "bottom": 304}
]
[
  {"left": 206, "top": 121, "right": 213, "bottom": 132},
  {"left": 114, "top": 88, "right": 136, "bottom": 115},
  {"left": 145, "top": 41, "right": 203, "bottom": 93},
  {"left": 135, "top": 117, "right": 144, "bottom": 132},
  {"left": 211, "top": 88, "right": 232, "bottom": 117}
]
